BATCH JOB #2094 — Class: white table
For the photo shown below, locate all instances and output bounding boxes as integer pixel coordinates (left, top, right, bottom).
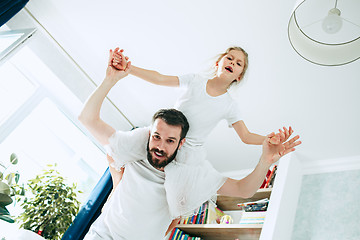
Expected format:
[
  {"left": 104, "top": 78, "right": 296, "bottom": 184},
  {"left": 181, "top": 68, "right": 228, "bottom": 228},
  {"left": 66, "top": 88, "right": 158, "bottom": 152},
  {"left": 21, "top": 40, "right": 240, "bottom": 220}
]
[{"left": 0, "top": 220, "right": 46, "bottom": 240}]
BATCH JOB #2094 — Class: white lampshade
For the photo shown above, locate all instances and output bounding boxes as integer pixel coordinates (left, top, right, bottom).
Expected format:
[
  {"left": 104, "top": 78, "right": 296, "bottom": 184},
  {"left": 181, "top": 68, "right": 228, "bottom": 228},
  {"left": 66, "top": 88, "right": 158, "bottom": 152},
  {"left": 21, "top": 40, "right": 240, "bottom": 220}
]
[{"left": 288, "top": 0, "right": 360, "bottom": 66}]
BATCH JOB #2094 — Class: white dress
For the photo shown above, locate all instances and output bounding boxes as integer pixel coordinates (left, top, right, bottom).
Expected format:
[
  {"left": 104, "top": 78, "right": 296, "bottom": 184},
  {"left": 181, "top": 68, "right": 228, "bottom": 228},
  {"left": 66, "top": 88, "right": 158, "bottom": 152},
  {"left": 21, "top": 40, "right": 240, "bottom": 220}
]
[{"left": 108, "top": 74, "right": 242, "bottom": 218}]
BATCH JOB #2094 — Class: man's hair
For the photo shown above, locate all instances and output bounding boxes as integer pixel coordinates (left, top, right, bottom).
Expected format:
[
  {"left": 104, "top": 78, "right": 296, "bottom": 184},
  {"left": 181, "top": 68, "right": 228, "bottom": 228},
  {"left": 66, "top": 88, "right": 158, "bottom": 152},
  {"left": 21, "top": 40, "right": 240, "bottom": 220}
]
[{"left": 152, "top": 109, "right": 189, "bottom": 140}]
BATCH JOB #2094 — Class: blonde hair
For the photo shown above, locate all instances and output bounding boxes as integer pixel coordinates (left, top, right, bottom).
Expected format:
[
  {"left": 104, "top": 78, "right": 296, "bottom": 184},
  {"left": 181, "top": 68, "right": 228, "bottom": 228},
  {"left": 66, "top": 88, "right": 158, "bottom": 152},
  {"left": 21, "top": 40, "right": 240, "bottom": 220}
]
[{"left": 212, "top": 46, "right": 249, "bottom": 88}]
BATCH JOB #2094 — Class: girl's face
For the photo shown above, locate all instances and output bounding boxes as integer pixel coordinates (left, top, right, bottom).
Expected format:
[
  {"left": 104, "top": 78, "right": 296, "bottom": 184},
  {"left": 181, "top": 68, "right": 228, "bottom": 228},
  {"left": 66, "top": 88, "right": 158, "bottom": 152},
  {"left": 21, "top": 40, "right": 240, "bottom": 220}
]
[{"left": 217, "top": 50, "right": 245, "bottom": 82}]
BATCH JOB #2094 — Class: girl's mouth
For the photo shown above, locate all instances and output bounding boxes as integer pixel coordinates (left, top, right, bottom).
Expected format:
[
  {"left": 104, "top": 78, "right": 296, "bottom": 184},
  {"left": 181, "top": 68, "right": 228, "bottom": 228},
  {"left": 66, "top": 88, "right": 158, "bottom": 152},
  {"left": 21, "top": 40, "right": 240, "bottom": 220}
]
[{"left": 225, "top": 66, "right": 233, "bottom": 73}]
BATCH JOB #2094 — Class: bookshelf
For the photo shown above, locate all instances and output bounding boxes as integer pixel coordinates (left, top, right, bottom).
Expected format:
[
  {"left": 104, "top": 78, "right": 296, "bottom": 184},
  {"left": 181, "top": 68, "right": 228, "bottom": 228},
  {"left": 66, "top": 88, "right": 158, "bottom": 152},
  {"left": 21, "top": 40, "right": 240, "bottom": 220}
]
[
  {"left": 176, "top": 154, "right": 304, "bottom": 240},
  {"left": 177, "top": 188, "right": 272, "bottom": 240},
  {"left": 177, "top": 224, "right": 262, "bottom": 240},
  {"left": 216, "top": 188, "right": 272, "bottom": 210}
]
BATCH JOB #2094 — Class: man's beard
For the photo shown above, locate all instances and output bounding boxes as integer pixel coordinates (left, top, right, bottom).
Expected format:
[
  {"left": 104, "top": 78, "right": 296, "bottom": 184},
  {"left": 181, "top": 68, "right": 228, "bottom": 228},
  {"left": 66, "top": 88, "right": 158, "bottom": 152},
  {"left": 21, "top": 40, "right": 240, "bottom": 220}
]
[{"left": 146, "top": 140, "right": 180, "bottom": 169}]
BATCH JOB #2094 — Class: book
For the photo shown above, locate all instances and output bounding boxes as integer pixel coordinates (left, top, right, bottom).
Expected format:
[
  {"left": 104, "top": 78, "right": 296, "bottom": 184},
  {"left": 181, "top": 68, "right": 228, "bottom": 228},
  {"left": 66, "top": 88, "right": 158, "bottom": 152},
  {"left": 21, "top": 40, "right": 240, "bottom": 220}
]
[
  {"left": 237, "top": 198, "right": 269, "bottom": 212},
  {"left": 169, "top": 228, "right": 203, "bottom": 240},
  {"left": 267, "top": 166, "right": 277, "bottom": 188},
  {"left": 172, "top": 228, "right": 180, "bottom": 240},
  {"left": 260, "top": 165, "right": 277, "bottom": 189},
  {"left": 264, "top": 165, "right": 277, "bottom": 188},
  {"left": 168, "top": 228, "right": 176, "bottom": 240},
  {"left": 239, "top": 211, "right": 267, "bottom": 225},
  {"left": 179, "top": 201, "right": 224, "bottom": 224},
  {"left": 206, "top": 201, "right": 224, "bottom": 224}
]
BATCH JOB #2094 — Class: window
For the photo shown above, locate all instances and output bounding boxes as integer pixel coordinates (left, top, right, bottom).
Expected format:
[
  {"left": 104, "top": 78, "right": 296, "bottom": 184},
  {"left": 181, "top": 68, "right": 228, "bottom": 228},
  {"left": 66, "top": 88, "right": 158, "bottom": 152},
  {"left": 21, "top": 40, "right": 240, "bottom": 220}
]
[
  {"left": 0, "top": 40, "right": 107, "bottom": 217},
  {"left": 0, "top": 61, "right": 37, "bottom": 124}
]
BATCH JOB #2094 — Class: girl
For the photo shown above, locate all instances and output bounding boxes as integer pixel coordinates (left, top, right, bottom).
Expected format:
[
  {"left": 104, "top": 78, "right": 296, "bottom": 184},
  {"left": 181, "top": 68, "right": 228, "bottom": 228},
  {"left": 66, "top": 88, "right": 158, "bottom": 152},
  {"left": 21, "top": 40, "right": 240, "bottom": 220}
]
[{"left": 110, "top": 47, "right": 292, "bottom": 218}]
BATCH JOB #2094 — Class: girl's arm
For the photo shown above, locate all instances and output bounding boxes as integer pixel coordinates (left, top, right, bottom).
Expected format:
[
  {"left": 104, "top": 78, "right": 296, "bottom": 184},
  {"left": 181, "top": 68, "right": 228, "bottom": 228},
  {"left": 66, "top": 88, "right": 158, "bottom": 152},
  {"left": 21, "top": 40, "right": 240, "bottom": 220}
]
[
  {"left": 232, "top": 121, "right": 266, "bottom": 145},
  {"left": 233, "top": 121, "right": 293, "bottom": 145},
  {"left": 130, "top": 65, "right": 180, "bottom": 87},
  {"left": 112, "top": 48, "right": 179, "bottom": 87}
]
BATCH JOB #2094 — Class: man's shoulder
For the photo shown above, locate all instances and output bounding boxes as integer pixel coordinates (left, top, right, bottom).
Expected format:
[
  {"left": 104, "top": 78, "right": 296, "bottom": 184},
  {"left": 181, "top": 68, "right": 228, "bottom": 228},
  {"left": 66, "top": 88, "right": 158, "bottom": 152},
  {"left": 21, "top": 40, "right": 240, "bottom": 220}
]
[{"left": 116, "top": 126, "right": 150, "bottom": 143}]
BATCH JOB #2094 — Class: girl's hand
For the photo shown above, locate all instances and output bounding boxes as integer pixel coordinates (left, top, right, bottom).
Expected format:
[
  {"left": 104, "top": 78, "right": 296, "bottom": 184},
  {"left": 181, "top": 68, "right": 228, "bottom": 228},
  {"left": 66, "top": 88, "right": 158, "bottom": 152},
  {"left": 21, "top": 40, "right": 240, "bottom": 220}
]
[
  {"left": 262, "top": 131, "right": 301, "bottom": 165},
  {"left": 104, "top": 49, "right": 131, "bottom": 85},
  {"left": 278, "top": 126, "right": 293, "bottom": 143},
  {"left": 112, "top": 48, "right": 129, "bottom": 71},
  {"left": 268, "top": 126, "right": 293, "bottom": 144},
  {"left": 106, "top": 154, "right": 124, "bottom": 188}
]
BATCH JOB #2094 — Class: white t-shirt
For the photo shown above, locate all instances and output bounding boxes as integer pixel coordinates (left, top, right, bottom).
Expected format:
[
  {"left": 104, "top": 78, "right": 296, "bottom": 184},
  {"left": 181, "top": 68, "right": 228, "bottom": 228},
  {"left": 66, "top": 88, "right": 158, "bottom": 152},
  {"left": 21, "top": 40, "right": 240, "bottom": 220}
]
[
  {"left": 174, "top": 74, "right": 242, "bottom": 145},
  {"left": 84, "top": 128, "right": 172, "bottom": 240}
]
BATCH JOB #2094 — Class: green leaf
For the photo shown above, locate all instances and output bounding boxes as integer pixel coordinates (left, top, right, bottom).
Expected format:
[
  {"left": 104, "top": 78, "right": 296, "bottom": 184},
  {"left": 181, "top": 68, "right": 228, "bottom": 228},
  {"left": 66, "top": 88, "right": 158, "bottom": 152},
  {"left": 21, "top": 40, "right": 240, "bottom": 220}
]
[
  {"left": 5, "top": 173, "right": 14, "bottom": 185},
  {"left": 10, "top": 153, "right": 18, "bottom": 165},
  {"left": 0, "top": 181, "right": 11, "bottom": 195},
  {"left": 15, "top": 172, "right": 20, "bottom": 183},
  {"left": 16, "top": 164, "right": 81, "bottom": 240}
]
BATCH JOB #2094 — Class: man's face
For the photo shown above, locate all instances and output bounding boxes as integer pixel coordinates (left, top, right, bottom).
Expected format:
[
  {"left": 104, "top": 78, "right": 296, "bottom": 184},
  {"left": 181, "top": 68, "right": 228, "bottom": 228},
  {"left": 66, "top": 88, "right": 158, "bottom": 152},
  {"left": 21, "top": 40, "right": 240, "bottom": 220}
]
[{"left": 147, "top": 119, "right": 185, "bottom": 171}]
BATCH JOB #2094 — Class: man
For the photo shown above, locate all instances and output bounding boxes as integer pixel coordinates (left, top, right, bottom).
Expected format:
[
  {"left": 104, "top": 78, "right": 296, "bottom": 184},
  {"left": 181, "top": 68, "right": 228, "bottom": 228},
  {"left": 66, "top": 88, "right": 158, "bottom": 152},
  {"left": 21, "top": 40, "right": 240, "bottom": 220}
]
[{"left": 78, "top": 50, "right": 301, "bottom": 239}]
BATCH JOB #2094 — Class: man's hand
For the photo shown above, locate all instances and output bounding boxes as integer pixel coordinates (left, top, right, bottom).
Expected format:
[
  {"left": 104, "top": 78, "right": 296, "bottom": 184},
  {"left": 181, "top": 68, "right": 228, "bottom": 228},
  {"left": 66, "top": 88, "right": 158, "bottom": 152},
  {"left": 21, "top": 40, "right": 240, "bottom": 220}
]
[
  {"left": 104, "top": 49, "right": 131, "bottom": 85},
  {"left": 262, "top": 131, "right": 301, "bottom": 165}
]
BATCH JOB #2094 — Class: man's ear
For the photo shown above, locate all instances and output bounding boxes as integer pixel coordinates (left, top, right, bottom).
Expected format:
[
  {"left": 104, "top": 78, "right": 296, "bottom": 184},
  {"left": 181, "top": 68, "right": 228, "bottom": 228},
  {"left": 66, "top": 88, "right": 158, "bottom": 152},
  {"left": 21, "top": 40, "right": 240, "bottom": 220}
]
[{"left": 178, "top": 138, "right": 186, "bottom": 149}]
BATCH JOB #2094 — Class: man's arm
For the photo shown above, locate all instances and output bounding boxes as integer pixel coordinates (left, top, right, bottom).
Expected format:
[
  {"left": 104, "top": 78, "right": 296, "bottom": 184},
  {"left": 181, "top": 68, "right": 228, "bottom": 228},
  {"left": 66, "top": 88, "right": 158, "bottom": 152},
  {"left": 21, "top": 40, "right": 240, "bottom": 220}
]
[
  {"left": 78, "top": 49, "right": 131, "bottom": 145},
  {"left": 218, "top": 132, "right": 301, "bottom": 198}
]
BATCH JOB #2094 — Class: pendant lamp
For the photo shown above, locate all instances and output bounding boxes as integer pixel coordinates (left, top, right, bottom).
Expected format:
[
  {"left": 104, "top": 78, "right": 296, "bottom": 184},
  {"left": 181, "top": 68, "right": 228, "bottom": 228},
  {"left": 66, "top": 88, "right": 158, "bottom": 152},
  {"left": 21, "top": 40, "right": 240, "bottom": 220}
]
[{"left": 288, "top": 0, "right": 360, "bottom": 66}]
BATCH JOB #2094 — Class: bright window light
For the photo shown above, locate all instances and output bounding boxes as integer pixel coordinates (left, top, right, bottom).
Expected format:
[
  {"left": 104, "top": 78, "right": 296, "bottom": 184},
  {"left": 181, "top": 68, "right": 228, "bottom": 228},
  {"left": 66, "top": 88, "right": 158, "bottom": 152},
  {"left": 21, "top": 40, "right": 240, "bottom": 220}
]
[
  {"left": 0, "top": 61, "right": 37, "bottom": 124},
  {"left": 1, "top": 98, "right": 107, "bottom": 216},
  {"left": 0, "top": 34, "right": 108, "bottom": 220},
  {"left": 0, "top": 34, "right": 21, "bottom": 53},
  {"left": 0, "top": 27, "right": 36, "bottom": 64}
]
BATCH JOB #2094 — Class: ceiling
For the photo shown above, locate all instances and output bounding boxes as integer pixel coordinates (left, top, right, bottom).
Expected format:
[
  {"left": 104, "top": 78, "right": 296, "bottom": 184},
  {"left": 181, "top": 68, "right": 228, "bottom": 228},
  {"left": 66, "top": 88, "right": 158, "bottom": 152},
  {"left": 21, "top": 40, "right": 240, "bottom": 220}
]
[{"left": 13, "top": 0, "right": 360, "bottom": 173}]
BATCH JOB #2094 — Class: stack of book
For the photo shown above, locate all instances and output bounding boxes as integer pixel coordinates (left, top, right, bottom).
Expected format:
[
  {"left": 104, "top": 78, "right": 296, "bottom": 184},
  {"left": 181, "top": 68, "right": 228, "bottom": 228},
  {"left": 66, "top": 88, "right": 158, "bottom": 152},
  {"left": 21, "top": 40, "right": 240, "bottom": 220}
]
[
  {"left": 237, "top": 198, "right": 269, "bottom": 225},
  {"left": 168, "top": 228, "right": 203, "bottom": 240},
  {"left": 179, "top": 201, "right": 224, "bottom": 224},
  {"left": 238, "top": 211, "right": 267, "bottom": 225}
]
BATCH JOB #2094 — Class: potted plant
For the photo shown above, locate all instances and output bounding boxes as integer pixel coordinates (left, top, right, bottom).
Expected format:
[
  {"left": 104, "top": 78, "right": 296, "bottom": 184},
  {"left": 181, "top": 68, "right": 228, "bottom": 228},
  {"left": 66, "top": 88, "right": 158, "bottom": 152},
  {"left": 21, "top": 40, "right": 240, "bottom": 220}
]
[
  {"left": 0, "top": 153, "right": 24, "bottom": 223},
  {"left": 17, "top": 164, "right": 81, "bottom": 240}
]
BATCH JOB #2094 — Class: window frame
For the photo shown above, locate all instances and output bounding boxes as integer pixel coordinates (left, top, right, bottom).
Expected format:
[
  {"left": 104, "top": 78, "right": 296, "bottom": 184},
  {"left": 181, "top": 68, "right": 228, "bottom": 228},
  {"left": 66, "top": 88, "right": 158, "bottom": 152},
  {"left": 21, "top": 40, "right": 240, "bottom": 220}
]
[{"left": 0, "top": 28, "right": 36, "bottom": 65}]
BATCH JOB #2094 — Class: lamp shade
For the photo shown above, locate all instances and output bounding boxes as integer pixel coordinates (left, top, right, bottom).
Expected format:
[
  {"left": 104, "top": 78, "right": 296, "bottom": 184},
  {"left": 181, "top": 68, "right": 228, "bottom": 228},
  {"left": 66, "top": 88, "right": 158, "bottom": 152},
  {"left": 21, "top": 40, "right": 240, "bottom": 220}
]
[{"left": 288, "top": 0, "right": 360, "bottom": 66}]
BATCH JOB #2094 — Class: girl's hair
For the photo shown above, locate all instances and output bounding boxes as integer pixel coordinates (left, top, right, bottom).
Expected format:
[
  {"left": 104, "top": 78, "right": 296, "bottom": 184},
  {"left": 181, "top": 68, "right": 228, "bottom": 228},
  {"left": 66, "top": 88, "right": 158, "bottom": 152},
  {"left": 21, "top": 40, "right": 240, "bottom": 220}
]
[{"left": 213, "top": 46, "right": 249, "bottom": 88}]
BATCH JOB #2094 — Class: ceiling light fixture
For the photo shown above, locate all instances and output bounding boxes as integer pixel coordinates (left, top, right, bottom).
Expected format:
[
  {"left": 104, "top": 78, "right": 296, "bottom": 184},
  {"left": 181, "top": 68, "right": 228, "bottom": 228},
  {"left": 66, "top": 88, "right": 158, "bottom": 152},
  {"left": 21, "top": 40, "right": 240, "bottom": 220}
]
[{"left": 288, "top": 0, "right": 360, "bottom": 66}]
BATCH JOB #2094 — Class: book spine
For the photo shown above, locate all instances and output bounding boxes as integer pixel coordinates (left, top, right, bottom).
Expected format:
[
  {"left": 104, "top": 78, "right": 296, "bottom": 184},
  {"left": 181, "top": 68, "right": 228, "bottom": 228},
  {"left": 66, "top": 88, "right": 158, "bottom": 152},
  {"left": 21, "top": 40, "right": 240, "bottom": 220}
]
[{"left": 264, "top": 165, "right": 277, "bottom": 188}]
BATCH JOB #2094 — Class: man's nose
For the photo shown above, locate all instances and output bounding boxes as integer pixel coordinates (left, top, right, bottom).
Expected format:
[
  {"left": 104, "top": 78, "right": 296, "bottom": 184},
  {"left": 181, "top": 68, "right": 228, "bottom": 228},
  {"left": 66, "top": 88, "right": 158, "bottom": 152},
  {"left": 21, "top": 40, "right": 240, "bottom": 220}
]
[{"left": 156, "top": 141, "right": 165, "bottom": 151}]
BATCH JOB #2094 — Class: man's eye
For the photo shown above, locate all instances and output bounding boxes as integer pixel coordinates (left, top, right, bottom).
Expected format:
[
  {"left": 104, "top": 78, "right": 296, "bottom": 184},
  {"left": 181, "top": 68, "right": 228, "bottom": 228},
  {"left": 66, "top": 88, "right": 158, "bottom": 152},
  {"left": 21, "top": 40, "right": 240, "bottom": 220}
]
[
  {"left": 167, "top": 140, "right": 174, "bottom": 143},
  {"left": 237, "top": 63, "right": 241, "bottom": 66},
  {"left": 227, "top": 57, "right": 232, "bottom": 60}
]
